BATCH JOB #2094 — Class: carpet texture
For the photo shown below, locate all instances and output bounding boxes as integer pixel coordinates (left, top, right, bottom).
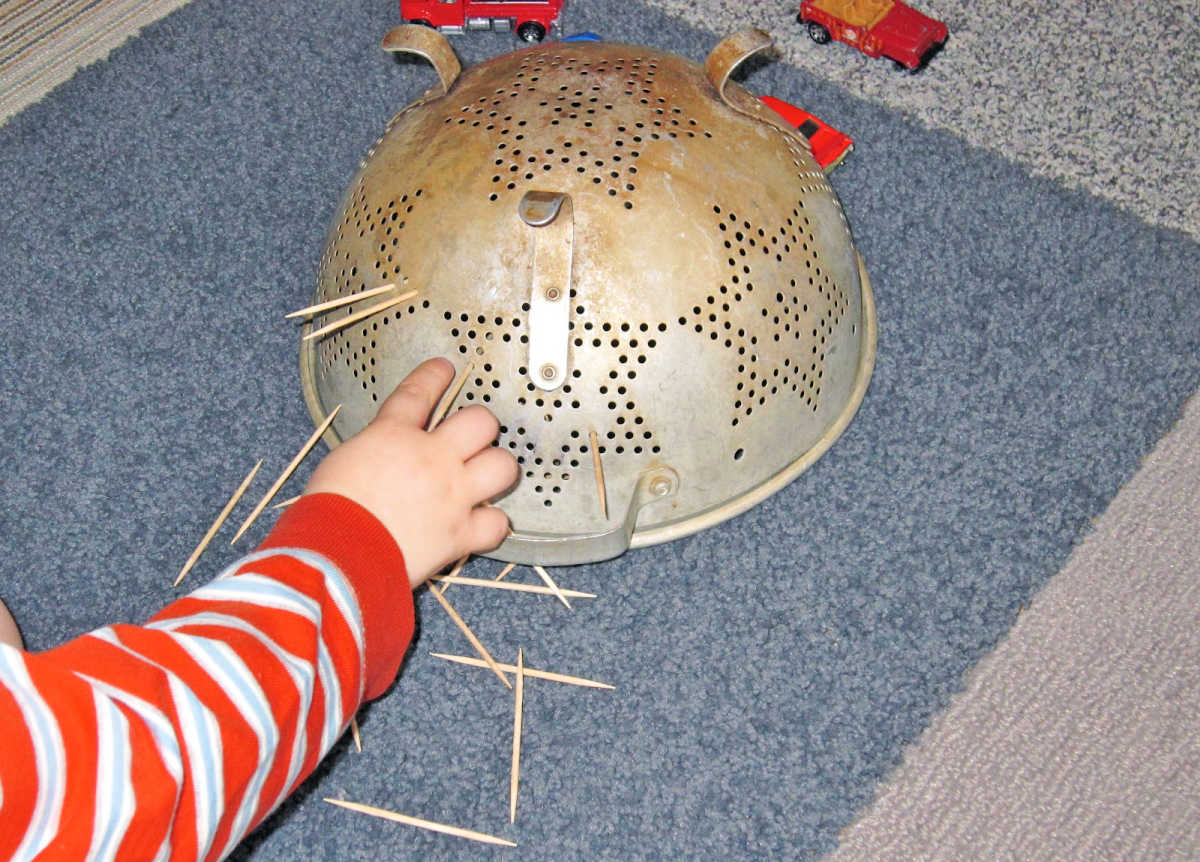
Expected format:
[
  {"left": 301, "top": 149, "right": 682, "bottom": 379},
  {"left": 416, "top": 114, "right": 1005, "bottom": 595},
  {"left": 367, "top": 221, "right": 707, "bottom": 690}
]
[
  {"left": 0, "top": 0, "right": 194, "bottom": 123},
  {"left": 644, "top": 0, "right": 1200, "bottom": 241},
  {"left": 1, "top": 0, "right": 1197, "bottom": 859},
  {"left": 829, "top": 388, "right": 1200, "bottom": 859}
]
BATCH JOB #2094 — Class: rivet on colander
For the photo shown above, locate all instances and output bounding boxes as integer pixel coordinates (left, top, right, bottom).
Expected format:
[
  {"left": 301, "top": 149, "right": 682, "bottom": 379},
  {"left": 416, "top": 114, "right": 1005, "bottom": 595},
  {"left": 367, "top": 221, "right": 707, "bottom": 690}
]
[{"left": 648, "top": 475, "right": 674, "bottom": 497}]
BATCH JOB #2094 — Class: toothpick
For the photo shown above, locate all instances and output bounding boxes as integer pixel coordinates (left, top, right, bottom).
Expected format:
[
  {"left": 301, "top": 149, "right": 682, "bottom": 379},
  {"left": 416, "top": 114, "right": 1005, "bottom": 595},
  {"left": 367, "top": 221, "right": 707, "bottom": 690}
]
[
  {"left": 425, "top": 581, "right": 511, "bottom": 689},
  {"left": 434, "top": 554, "right": 468, "bottom": 596},
  {"left": 589, "top": 429, "right": 608, "bottom": 519},
  {"left": 532, "top": 565, "right": 572, "bottom": 610},
  {"left": 426, "top": 360, "right": 475, "bottom": 430},
  {"left": 323, "top": 798, "right": 516, "bottom": 848},
  {"left": 272, "top": 495, "right": 301, "bottom": 510},
  {"left": 230, "top": 405, "right": 342, "bottom": 544},
  {"left": 510, "top": 648, "right": 524, "bottom": 824},
  {"left": 302, "top": 289, "right": 418, "bottom": 342},
  {"left": 175, "top": 459, "right": 262, "bottom": 587},
  {"left": 494, "top": 562, "right": 517, "bottom": 581},
  {"left": 430, "top": 574, "right": 595, "bottom": 599},
  {"left": 285, "top": 283, "right": 398, "bottom": 319},
  {"left": 431, "top": 652, "right": 615, "bottom": 690},
  {"left": 349, "top": 716, "right": 362, "bottom": 752}
]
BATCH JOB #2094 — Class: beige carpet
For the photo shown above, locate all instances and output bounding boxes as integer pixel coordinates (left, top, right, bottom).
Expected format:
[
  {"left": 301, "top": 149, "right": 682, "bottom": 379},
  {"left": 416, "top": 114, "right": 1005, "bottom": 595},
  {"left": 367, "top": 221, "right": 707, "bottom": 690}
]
[
  {"left": 644, "top": 0, "right": 1200, "bottom": 242},
  {"left": 829, "top": 389, "right": 1200, "bottom": 860},
  {"left": 0, "top": 0, "right": 193, "bottom": 124}
]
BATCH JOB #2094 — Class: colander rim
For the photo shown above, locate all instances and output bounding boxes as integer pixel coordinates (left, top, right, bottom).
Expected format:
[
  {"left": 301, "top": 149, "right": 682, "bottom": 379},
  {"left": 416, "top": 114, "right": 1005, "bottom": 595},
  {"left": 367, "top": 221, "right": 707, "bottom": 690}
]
[{"left": 298, "top": 253, "right": 877, "bottom": 557}]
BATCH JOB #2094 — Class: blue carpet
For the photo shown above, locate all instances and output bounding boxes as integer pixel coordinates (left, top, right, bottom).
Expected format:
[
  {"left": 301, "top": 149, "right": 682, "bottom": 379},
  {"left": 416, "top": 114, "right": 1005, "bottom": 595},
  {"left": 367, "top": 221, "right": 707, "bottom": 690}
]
[{"left": 1, "top": 0, "right": 1198, "bottom": 858}]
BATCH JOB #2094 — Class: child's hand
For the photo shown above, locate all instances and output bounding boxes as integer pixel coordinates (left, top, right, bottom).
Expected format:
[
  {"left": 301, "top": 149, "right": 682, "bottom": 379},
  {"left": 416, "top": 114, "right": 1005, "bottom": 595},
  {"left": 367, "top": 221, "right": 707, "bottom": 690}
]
[{"left": 304, "top": 358, "right": 519, "bottom": 587}]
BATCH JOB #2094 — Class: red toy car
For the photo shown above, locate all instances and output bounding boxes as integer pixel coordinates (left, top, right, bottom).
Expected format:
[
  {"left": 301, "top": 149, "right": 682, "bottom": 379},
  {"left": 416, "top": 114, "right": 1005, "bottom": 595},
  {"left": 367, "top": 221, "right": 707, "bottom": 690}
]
[
  {"left": 760, "top": 96, "right": 853, "bottom": 172},
  {"left": 400, "top": 0, "right": 564, "bottom": 42},
  {"left": 797, "top": 0, "right": 947, "bottom": 71}
]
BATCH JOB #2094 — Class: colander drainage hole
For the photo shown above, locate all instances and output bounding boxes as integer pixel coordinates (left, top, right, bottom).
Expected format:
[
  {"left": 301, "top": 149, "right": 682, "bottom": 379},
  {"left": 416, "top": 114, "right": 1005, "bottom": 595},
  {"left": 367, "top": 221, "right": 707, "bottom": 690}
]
[{"left": 733, "top": 448, "right": 744, "bottom": 461}]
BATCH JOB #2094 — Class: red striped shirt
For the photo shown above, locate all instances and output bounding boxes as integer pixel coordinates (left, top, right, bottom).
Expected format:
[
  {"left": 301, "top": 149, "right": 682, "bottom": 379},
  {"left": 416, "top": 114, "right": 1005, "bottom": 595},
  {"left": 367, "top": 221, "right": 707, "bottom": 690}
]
[{"left": 0, "top": 493, "right": 414, "bottom": 860}]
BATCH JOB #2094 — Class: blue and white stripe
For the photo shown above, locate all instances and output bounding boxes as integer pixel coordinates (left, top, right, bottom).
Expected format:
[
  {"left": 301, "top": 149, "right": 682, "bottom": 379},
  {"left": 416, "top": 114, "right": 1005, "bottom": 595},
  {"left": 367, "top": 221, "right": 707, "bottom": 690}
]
[
  {"left": 206, "top": 547, "right": 365, "bottom": 741},
  {"left": 160, "top": 634, "right": 277, "bottom": 860},
  {"left": 84, "top": 687, "right": 135, "bottom": 862},
  {"left": 187, "top": 571, "right": 346, "bottom": 754},
  {"left": 213, "top": 547, "right": 365, "bottom": 659},
  {"left": 0, "top": 644, "right": 67, "bottom": 861},
  {"left": 148, "top": 610, "right": 315, "bottom": 812},
  {"left": 77, "top": 665, "right": 185, "bottom": 862},
  {"left": 166, "top": 674, "right": 223, "bottom": 862},
  {"left": 91, "top": 628, "right": 226, "bottom": 862},
  {"left": 82, "top": 636, "right": 185, "bottom": 786}
]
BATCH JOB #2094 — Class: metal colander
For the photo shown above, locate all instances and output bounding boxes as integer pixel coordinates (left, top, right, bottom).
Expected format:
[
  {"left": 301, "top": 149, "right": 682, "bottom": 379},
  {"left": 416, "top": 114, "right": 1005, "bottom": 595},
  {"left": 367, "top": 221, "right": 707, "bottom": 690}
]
[{"left": 299, "top": 27, "right": 877, "bottom": 565}]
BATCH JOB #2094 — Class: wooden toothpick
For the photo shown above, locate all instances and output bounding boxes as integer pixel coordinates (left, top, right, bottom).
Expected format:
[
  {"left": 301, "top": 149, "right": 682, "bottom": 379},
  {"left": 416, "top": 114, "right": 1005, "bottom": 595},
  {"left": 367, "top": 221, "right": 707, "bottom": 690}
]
[
  {"left": 589, "top": 429, "right": 608, "bottom": 519},
  {"left": 532, "top": 565, "right": 572, "bottom": 610},
  {"left": 426, "top": 360, "right": 475, "bottom": 430},
  {"left": 431, "top": 652, "right": 615, "bottom": 691},
  {"left": 230, "top": 405, "right": 342, "bottom": 545},
  {"left": 425, "top": 581, "right": 511, "bottom": 689},
  {"left": 285, "top": 283, "right": 398, "bottom": 319},
  {"left": 324, "top": 798, "right": 516, "bottom": 847},
  {"left": 349, "top": 716, "right": 362, "bottom": 753},
  {"left": 494, "top": 562, "right": 517, "bottom": 581},
  {"left": 175, "top": 459, "right": 262, "bottom": 587},
  {"left": 272, "top": 494, "right": 301, "bottom": 510},
  {"left": 429, "top": 574, "right": 595, "bottom": 599},
  {"left": 433, "top": 554, "right": 468, "bottom": 596},
  {"left": 510, "top": 648, "right": 525, "bottom": 824},
  {"left": 302, "top": 289, "right": 418, "bottom": 342}
]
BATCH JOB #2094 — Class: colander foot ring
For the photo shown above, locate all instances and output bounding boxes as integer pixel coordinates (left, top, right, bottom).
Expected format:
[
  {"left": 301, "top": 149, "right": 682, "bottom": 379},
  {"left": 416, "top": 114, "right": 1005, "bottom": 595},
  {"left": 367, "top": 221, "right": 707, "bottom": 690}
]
[{"left": 493, "top": 467, "right": 680, "bottom": 566}]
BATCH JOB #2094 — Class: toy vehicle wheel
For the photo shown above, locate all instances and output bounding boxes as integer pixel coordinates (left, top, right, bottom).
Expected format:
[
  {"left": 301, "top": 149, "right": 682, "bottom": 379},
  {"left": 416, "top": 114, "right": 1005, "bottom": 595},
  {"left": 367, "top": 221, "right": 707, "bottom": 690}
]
[
  {"left": 807, "top": 21, "right": 831, "bottom": 44},
  {"left": 517, "top": 21, "right": 546, "bottom": 43},
  {"left": 410, "top": 19, "right": 432, "bottom": 28}
]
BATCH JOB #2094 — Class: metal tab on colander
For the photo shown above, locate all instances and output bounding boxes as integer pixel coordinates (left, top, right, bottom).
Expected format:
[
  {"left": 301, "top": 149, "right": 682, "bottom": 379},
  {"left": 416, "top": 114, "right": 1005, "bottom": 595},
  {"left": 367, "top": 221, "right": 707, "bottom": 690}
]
[{"left": 300, "top": 27, "right": 877, "bottom": 565}]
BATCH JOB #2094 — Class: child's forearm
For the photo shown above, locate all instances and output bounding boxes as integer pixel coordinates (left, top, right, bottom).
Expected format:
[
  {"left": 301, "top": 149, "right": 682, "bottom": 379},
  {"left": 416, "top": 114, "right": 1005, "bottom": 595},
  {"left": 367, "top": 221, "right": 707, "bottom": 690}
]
[{"left": 0, "top": 493, "right": 413, "bottom": 861}]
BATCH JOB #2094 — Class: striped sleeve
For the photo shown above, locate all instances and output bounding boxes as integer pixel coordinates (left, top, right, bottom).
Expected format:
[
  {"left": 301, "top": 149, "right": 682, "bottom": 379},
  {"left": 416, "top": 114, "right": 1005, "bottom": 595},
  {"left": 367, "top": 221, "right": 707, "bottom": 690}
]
[{"left": 0, "top": 493, "right": 414, "bottom": 861}]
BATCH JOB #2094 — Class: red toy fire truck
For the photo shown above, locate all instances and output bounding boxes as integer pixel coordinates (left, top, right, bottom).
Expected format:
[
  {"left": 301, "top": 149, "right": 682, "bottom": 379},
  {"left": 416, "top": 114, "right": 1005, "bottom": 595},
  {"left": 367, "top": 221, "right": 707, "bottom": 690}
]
[
  {"left": 400, "top": 0, "right": 564, "bottom": 42},
  {"left": 797, "top": 0, "right": 947, "bottom": 71}
]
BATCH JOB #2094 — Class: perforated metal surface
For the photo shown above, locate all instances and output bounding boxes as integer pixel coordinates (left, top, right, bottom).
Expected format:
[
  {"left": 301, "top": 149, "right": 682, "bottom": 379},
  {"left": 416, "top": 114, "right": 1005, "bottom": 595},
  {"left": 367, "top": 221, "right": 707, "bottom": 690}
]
[{"left": 300, "top": 29, "right": 876, "bottom": 564}]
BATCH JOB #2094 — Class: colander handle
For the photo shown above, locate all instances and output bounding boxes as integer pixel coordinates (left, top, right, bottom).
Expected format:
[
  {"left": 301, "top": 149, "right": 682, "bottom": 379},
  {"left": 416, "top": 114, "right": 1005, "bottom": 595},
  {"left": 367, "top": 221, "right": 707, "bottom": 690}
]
[
  {"left": 381, "top": 25, "right": 461, "bottom": 97},
  {"left": 704, "top": 29, "right": 777, "bottom": 121},
  {"left": 496, "top": 467, "right": 680, "bottom": 566},
  {"left": 519, "top": 191, "right": 575, "bottom": 392}
]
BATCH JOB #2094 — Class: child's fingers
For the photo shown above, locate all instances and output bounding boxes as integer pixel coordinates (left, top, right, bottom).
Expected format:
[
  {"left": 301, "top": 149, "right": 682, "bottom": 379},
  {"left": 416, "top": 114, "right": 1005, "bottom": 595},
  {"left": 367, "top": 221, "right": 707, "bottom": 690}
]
[
  {"left": 465, "top": 504, "right": 512, "bottom": 554},
  {"left": 435, "top": 404, "right": 501, "bottom": 457},
  {"left": 463, "top": 446, "right": 519, "bottom": 503},
  {"left": 375, "top": 358, "right": 455, "bottom": 427}
]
